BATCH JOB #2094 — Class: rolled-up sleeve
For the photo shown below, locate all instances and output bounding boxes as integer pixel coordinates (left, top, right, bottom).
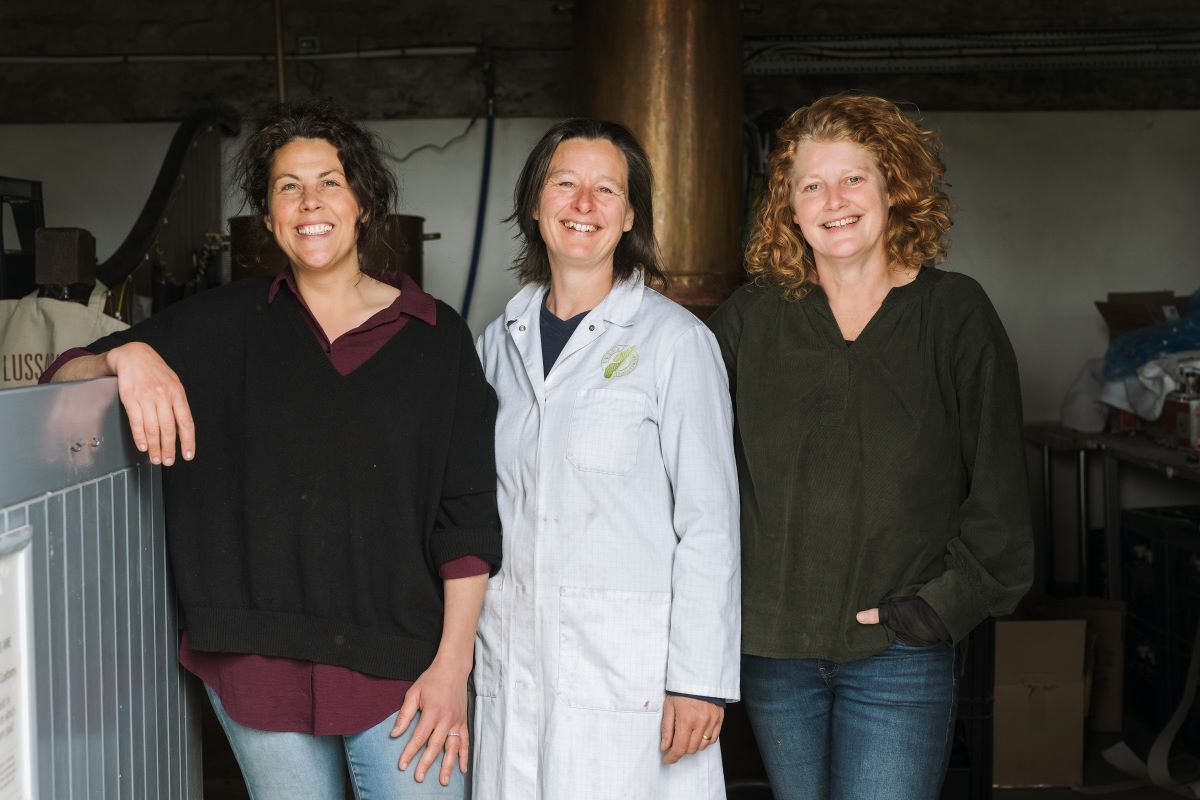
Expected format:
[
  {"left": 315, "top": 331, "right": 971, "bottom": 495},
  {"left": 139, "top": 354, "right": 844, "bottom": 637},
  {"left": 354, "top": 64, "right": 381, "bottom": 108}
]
[{"left": 430, "top": 323, "right": 503, "bottom": 574}]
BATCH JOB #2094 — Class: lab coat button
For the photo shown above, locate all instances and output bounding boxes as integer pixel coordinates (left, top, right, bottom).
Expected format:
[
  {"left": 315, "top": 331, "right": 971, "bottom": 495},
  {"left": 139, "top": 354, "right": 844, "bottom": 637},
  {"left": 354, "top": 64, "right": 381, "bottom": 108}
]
[
  {"left": 588, "top": 324, "right": 595, "bottom": 331},
  {"left": 519, "top": 325, "right": 527, "bottom": 331}
]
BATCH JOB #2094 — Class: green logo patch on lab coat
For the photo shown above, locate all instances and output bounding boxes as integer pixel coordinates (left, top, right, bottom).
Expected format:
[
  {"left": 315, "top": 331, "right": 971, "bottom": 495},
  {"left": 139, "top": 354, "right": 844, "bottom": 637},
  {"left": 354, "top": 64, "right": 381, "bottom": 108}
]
[{"left": 601, "top": 345, "right": 638, "bottom": 379}]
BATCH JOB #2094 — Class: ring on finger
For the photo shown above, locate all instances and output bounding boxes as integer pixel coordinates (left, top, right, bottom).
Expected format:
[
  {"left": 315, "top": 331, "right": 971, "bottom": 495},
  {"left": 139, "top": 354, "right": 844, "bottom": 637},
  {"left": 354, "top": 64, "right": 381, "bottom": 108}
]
[
  {"left": 446, "top": 732, "right": 462, "bottom": 738},
  {"left": 701, "top": 734, "right": 712, "bottom": 741}
]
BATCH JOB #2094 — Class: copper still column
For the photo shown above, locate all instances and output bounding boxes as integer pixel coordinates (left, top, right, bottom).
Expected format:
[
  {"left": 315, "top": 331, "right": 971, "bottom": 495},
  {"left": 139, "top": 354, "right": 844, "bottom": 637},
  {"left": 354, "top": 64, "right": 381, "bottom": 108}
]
[{"left": 575, "top": 0, "right": 743, "bottom": 313}]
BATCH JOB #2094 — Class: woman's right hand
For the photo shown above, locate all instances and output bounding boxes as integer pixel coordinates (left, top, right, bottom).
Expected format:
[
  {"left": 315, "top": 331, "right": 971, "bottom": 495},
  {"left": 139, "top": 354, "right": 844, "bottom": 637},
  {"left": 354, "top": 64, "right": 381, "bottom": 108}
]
[{"left": 106, "top": 342, "right": 195, "bottom": 466}]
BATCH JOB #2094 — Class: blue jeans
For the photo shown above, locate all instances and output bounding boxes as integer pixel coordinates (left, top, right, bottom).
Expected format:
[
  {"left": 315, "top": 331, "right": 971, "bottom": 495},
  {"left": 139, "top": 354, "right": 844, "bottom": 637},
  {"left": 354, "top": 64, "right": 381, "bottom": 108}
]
[
  {"left": 741, "top": 642, "right": 957, "bottom": 800},
  {"left": 207, "top": 686, "right": 464, "bottom": 800}
]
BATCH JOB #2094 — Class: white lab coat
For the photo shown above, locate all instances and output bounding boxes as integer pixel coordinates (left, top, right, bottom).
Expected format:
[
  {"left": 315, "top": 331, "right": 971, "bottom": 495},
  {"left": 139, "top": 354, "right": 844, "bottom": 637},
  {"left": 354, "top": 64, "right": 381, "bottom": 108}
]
[{"left": 472, "top": 274, "right": 740, "bottom": 800}]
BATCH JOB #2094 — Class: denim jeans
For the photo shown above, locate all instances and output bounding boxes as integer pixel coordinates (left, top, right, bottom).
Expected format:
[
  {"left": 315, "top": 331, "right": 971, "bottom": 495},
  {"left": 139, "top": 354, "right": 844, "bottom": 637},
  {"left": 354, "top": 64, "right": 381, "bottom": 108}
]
[
  {"left": 207, "top": 686, "right": 465, "bottom": 800},
  {"left": 741, "top": 641, "right": 957, "bottom": 800}
]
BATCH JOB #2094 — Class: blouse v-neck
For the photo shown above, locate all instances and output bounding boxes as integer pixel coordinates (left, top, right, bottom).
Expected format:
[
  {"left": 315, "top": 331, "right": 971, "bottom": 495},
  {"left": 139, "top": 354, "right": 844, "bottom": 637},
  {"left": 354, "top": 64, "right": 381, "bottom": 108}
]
[{"left": 269, "top": 268, "right": 436, "bottom": 376}]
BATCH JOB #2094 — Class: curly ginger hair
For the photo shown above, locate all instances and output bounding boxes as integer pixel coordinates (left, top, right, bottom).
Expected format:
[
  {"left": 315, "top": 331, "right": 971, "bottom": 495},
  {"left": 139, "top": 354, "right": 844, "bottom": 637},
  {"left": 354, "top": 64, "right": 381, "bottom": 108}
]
[{"left": 744, "top": 93, "right": 952, "bottom": 299}]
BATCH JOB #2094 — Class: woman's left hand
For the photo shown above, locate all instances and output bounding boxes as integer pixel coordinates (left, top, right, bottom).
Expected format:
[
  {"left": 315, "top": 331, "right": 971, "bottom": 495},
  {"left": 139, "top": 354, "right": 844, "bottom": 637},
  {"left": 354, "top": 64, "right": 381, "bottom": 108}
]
[
  {"left": 391, "top": 659, "right": 471, "bottom": 785},
  {"left": 857, "top": 596, "right": 950, "bottom": 646},
  {"left": 660, "top": 695, "right": 724, "bottom": 764}
]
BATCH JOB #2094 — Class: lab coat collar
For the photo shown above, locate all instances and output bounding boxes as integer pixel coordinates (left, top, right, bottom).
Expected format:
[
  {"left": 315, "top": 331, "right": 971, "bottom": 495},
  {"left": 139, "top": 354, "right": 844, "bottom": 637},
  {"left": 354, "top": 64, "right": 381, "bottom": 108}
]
[
  {"left": 593, "top": 270, "right": 645, "bottom": 327},
  {"left": 503, "top": 270, "right": 646, "bottom": 329},
  {"left": 502, "top": 271, "right": 646, "bottom": 394}
]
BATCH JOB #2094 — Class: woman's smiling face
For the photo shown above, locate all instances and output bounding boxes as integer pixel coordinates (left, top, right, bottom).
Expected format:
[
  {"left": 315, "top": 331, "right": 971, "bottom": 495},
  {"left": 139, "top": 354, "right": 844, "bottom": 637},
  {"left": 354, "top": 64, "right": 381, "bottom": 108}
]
[
  {"left": 535, "top": 137, "right": 635, "bottom": 274},
  {"left": 264, "top": 137, "right": 363, "bottom": 276},
  {"left": 789, "top": 138, "right": 891, "bottom": 271}
]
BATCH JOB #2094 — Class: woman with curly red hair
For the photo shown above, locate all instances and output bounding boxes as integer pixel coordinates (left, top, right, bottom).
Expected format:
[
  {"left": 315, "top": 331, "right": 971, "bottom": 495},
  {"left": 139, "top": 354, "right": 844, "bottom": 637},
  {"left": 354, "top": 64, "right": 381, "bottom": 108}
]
[{"left": 709, "top": 93, "right": 1033, "bottom": 800}]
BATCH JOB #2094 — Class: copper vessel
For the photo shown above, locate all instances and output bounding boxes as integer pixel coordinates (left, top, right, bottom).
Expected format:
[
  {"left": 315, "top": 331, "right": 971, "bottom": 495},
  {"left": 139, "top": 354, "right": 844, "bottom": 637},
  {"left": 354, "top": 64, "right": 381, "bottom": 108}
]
[{"left": 575, "top": 0, "right": 744, "bottom": 313}]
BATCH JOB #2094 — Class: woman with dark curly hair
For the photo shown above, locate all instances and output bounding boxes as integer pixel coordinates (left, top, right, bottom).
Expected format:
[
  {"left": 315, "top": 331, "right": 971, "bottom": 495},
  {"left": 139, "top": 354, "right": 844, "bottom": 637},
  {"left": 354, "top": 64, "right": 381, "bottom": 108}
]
[
  {"left": 708, "top": 93, "right": 1033, "bottom": 800},
  {"left": 42, "top": 100, "right": 500, "bottom": 798}
]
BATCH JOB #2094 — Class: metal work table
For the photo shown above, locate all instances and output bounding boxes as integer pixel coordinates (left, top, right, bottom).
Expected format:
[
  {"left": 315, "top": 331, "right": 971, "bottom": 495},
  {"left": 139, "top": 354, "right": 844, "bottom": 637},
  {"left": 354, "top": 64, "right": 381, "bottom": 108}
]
[{"left": 1024, "top": 421, "right": 1200, "bottom": 599}]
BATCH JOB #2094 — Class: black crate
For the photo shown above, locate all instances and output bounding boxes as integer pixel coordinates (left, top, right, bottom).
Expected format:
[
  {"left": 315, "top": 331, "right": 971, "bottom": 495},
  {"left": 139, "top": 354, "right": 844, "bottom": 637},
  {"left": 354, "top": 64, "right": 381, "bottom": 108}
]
[
  {"left": 1173, "top": 535, "right": 1200, "bottom": 598},
  {"left": 1086, "top": 527, "right": 1109, "bottom": 598},
  {"left": 1169, "top": 516, "right": 1200, "bottom": 647},
  {"left": 1166, "top": 623, "right": 1195, "bottom": 753},
  {"left": 1120, "top": 521, "right": 1167, "bottom": 630},
  {"left": 1122, "top": 506, "right": 1200, "bottom": 637},
  {"left": 1124, "top": 617, "right": 1181, "bottom": 732}
]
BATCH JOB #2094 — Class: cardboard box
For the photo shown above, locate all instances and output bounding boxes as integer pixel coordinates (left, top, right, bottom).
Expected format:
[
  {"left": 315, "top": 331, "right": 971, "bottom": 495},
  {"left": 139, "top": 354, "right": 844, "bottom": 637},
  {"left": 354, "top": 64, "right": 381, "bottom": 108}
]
[
  {"left": 1032, "top": 597, "right": 1125, "bottom": 732},
  {"left": 993, "top": 619, "right": 1091, "bottom": 787},
  {"left": 1095, "top": 291, "right": 1191, "bottom": 341}
]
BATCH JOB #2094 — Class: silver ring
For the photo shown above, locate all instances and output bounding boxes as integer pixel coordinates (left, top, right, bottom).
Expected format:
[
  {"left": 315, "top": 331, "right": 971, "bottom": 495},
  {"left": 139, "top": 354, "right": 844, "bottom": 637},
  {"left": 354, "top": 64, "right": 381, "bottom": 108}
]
[{"left": 446, "top": 732, "right": 462, "bottom": 737}]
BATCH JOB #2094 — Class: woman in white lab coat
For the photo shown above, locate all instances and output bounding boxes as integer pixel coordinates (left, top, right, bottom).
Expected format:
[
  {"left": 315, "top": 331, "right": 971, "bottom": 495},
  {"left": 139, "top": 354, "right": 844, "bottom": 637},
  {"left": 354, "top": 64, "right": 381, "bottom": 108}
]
[{"left": 472, "top": 118, "right": 740, "bottom": 800}]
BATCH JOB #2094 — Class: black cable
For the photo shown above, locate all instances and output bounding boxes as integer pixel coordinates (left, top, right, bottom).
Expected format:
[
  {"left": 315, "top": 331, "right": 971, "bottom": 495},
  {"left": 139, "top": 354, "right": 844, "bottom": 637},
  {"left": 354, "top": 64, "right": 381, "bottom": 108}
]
[
  {"left": 386, "top": 115, "right": 479, "bottom": 165},
  {"left": 460, "top": 48, "right": 495, "bottom": 321}
]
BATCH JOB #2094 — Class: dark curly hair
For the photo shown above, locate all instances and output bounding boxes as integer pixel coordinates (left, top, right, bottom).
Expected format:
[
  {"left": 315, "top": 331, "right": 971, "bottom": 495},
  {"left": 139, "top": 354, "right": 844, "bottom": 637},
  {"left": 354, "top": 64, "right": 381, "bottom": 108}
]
[
  {"left": 744, "top": 92, "right": 952, "bottom": 300},
  {"left": 234, "top": 99, "right": 398, "bottom": 256},
  {"left": 508, "top": 118, "right": 667, "bottom": 289}
]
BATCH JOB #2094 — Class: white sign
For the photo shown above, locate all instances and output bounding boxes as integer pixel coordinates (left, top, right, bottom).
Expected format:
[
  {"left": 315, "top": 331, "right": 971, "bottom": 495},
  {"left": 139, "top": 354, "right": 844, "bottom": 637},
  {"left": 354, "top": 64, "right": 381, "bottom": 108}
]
[{"left": 0, "top": 526, "right": 34, "bottom": 800}]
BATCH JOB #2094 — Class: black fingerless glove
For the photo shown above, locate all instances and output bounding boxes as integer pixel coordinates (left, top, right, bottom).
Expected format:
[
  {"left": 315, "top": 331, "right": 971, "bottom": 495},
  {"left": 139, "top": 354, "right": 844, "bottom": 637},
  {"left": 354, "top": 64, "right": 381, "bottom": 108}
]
[{"left": 877, "top": 596, "right": 950, "bottom": 646}]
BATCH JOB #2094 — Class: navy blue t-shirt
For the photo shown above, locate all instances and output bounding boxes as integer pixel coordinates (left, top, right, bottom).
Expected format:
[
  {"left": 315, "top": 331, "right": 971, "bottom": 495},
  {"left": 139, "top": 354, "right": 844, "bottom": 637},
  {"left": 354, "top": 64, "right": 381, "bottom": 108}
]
[{"left": 540, "top": 301, "right": 588, "bottom": 377}]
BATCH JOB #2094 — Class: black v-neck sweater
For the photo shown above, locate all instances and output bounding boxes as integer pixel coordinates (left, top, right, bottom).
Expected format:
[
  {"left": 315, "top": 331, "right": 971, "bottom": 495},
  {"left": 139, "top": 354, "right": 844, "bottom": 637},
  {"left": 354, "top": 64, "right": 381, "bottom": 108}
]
[{"left": 86, "top": 277, "right": 501, "bottom": 679}]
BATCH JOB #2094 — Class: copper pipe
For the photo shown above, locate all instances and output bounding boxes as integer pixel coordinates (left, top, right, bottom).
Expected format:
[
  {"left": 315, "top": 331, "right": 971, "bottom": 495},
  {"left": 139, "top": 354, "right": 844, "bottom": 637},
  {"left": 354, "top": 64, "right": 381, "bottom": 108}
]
[
  {"left": 576, "top": 0, "right": 743, "bottom": 312},
  {"left": 273, "top": 0, "right": 287, "bottom": 103}
]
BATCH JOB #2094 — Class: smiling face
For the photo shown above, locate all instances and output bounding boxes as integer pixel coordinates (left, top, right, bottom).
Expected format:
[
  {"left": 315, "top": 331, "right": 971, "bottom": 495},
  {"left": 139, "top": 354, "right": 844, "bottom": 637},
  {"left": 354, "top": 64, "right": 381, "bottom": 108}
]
[
  {"left": 264, "top": 137, "right": 363, "bottom": 276},
  {"left": 789, "top": 138, "right": 891, "bottom": 272},
  {"left": 535, "top": 137, "right": 635, "bottom": 275}
]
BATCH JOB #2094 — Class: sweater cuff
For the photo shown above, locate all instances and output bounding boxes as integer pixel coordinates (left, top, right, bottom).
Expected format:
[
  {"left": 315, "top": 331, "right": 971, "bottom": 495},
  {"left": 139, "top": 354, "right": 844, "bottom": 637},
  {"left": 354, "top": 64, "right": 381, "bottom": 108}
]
[
  {"left": 917, "top": 569, "right": 989, "bottom": 644},
  {"left": 430, "top": 525, "right": 502, "bottom": 574}
]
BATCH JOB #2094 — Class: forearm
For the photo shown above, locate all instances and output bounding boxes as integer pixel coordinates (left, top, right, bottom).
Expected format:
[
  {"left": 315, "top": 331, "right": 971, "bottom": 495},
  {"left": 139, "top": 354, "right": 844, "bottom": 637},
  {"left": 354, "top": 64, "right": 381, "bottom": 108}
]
[
  {"left": 48, "top": 342, "right": 156, "bottom": 383},
  {"left": 431, "top": 572, "right": 488, "bottom": 674},
  {"left": 48, "top": 352, "right": 113, "bottom": 382}
]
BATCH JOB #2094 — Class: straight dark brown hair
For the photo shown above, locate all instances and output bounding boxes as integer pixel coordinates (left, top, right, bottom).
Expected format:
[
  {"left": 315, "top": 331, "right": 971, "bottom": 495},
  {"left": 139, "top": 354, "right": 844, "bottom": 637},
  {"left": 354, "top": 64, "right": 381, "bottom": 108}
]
[{"left": 507, "top": 118, "right": 667, "bottom": 288}]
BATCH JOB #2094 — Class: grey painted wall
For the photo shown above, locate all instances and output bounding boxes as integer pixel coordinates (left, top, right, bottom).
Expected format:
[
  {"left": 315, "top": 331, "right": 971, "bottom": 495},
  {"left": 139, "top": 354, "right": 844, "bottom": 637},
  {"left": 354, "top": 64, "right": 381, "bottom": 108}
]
[
  {"left": 4, "top": 110, "right": 1199, "bottom": 585},
  {"left": 3, "top": 110, "right": 1198, "bottom": 416}
]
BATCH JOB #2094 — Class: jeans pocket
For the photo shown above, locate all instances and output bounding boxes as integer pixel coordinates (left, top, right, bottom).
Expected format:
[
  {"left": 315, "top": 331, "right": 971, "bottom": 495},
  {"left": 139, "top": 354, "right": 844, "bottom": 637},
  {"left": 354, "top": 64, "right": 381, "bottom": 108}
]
[
  {"left": 558, "top": 586, "right": 671, "bottom": 712},
  {"left": 565, "top": 388, "right": 647, "bottom": 475},
  {"left": 473, "top": 573, "right": 507, "bottom": 698}
]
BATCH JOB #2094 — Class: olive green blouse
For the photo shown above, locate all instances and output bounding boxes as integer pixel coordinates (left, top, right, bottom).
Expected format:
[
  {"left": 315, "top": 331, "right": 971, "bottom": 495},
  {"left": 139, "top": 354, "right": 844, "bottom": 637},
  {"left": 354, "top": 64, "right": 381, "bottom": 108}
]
[{"left": 707, "top": 267, "right": 1034, "bottom": 662}]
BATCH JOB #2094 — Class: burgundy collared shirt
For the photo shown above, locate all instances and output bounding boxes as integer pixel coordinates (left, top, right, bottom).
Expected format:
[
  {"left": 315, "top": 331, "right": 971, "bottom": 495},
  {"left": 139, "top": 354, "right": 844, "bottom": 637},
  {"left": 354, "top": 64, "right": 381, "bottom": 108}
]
[{"left": 46, "top": 269, "right": 489, "bottom": 735}]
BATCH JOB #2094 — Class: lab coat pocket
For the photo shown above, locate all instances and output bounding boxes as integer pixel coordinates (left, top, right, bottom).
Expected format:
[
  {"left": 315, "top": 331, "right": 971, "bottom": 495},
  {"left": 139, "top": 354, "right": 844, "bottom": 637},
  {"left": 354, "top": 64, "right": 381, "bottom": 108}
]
[
  {"left": 558, "top": 586, "right": 671, "bottom": 712},
  {"left": 566, "top": 388, "right": 646, "bottom": 475},
  {"left": 473, "top": 573, "right": 507, "bottom": 698}
]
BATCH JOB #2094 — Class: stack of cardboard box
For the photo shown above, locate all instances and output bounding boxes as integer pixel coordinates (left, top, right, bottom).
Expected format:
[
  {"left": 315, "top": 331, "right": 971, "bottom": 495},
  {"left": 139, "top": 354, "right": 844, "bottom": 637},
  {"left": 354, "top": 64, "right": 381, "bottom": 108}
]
[{"left": 992, "top": 597, "right": 1125, "bottom": 788}]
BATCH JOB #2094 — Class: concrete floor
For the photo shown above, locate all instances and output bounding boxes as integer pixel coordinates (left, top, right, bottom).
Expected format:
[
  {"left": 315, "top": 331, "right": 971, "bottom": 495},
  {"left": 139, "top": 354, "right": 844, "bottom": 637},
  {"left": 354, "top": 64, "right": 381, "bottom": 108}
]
[
  {"left": 205, "top": 721, "right": 1199, "bottom": 799},
  {"left": 994, "top": 732, "right": 1198, "bottom": 800}
]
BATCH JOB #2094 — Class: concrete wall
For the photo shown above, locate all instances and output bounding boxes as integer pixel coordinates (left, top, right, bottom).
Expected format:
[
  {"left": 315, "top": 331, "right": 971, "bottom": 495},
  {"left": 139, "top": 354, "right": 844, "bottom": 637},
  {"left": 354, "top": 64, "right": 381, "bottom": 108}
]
[
  {"left": 930, "top": 109, "right": 1200, "bottom": 421},
  {"left": 3, "top": 110, "right": 1198, "bottom": 583},
  {"left": 5, "top": 110, "right": 1198, "bottom": 408},
  {"left": 0, "top": 118, "right": 543, "bottom": 332}
]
